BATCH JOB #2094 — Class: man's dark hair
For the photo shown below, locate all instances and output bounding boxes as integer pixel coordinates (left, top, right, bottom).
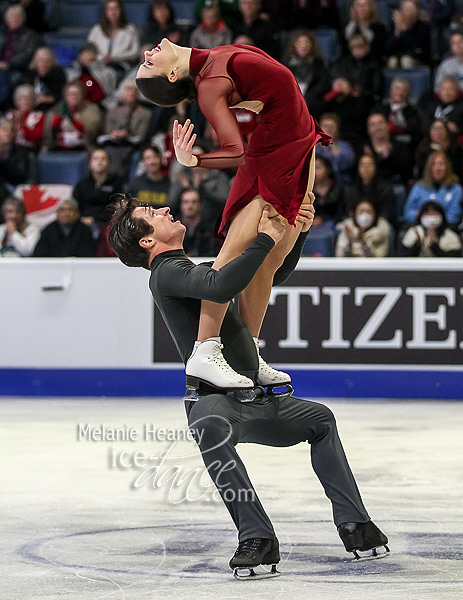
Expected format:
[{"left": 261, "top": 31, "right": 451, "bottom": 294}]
[
  {"left": 108, "top": 195, "right": 154, "bottom": 270},
  {"left": 136, "top": 75, "right": 197, "bottom": 107}
]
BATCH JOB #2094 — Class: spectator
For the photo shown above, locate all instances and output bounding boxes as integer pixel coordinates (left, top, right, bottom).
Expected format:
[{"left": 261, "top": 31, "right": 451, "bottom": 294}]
[
  {"left": 403, "top": 150, "right": 463, "bottom": 226},
  {"left": 344, "top": 154, "right": 396, "bottom": 225},
  {"left": 0, "top": 196, "right": 39, "bottom": 256},
  {"left": 434, "top": 32, "right": 463, "bottom": 93},
  {"left": 87, "top": 0, "right": 139, "bottom": 78},
  {"left": 26, "top": 47, "right": 66, "bottom": 112},
  {"left": 0, "top": 5, "right": 41, "bottom": 86},
  {"left": 73, "top": 149, "right": 125, "bottom": 236},
  {"left": 233, "top": 0, "right": 278, "bottom": 57},
  {"left": 33, "top": 197, "right": 96, "bottom": 257},
  {"left": 415, "top": 119, "right": 463, "bottom": 181},
  {"left": 374, "top": 77, "right": 421, "bottom": 150},
  {"left": 66, "top": 42, "right": 117, "bottom": 108},
  {"left": 44, "top": 80, "right": 102, "bottom": 152},
  {"left": 364, "top": 112, "right": 413, "bottom": 184},
  {"left": 343, "top": 0, "right": 387, "bottom": 59},
  {"left": 291, "top": 0, "right": 341, "bottom": 32},
  {"left": 332, "top": 32, "right": 381, "bottom": 105},
  {"left": 178, "top": 187, "right": 218, "bottom": 257},
  {"left": 140, "top": 0, "right": 184, "bottom": 47},
  {"left": 419, "top": 76, "right": 463, "bottom": 136},
  {"left": 190, "top": 4, "right": 232, "bottom": 49},
  {"left": 401, "top": 200, "right": 462, "bottom": 256},
  {"left": 13, "top": 0, "right": 49, "bottom": 32},
  {"left": 312, "top": 156, "right": 344, "bottom": 229},
  {"left": 385, "top": 0, "right": 431, "bottom": 67},
  {"left": 335, "top": 199, "right": 391, "bottom": 256},
  {"left": 126, "top": 145, "right": 170, "bottom": 207},
  {"left": 194, "top": 0, "right": 241, "bottom": 30},
  {"left": 0, "top": 117, "right": 29, "bottom": 187},
  {"left": 322, "top": 76, "right": 371, "bottom": 144},
  {"left": 97, "top": 80, "right": 151, "bottom": 176},
  {"left": 317, "top": 113, "right": 356, "bottom": 184},
  {"left": 283, "top": 29, "right": 331, "bottom": 120},
  {"left": 7, "top": 84, "right": 45, "bottom": 151}
]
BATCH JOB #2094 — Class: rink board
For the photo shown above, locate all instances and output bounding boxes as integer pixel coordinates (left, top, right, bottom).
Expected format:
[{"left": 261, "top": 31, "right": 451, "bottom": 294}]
[{"left": 1, "top": 257, "right": 462, "bottom": 399}]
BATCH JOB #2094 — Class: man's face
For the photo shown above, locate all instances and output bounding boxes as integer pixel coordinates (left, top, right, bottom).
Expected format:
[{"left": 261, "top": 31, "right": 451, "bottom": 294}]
[
  {"left": 132, "top": 206, "right": 185, "bottom": 247},
  {"left": 57, "top": 202, "right": 79, "bottom": 225},
  {"left": 143, "top": 148, "right": 162, "bottom": 174},
  {"left": 368, "top": 114, "right": 388, "bottom": 137},
  {"left": 451, "top": 34, "right": 463, "bottom": 58},
  {"left": 79, "top": 49, "right": 96, "bottom": 67},
  {"left": 90, "top": 150, "right": 109, "bottom": 174},
  {"left": 180, "top": 191, "right": 202, "bottom": 219}
]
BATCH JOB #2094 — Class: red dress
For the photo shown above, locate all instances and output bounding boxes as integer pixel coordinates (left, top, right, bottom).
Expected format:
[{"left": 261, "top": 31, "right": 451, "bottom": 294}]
[{"left": 189, "top": 45, "right": 331, "bottom": 234}]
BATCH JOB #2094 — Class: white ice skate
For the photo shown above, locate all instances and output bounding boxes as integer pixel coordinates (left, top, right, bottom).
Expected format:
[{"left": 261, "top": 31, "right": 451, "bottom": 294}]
[
  {"left": 186, "top": 337, "right": 254, "bottom": 390},
  {"left": 253, "top": 338, "right": 291, "bottom": 387}
]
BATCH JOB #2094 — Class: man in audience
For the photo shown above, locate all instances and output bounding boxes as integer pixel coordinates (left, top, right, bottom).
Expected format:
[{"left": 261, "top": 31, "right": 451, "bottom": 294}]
[
  {"left": 434, "top": 32, "right": 463, "bottom": 93},
  {"left": 33, "top": 198, "right": 96, "bottom": 257},
  {"left": 0, "top": 117, "right": 29, "bottom": 188},
  {"left": 126, "top": 146, "right": 170, "bottom": 207},
  {"left": 178, "top": 187, "right": 218, "bottom": 257}
]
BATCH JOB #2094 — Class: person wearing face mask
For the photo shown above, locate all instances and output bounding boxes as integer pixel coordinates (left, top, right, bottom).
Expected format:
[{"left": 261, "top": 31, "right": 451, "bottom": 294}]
[
  {"left": 335, "top": 199, "right": 391, "bottom": 257},
  {"left": 401, "top": 200, "right": 462, "bottom": 257}
]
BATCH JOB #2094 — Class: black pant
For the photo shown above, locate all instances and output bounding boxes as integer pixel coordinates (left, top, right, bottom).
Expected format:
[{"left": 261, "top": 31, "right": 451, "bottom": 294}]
[{"left": 186, "top": 394, "right": 369, "bottom": 543}]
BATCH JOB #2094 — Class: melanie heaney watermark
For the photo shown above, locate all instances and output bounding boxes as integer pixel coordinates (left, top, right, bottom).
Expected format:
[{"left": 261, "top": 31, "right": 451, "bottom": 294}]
[{"left": 76, "top": 420, "right": 255, "bottom": 505}]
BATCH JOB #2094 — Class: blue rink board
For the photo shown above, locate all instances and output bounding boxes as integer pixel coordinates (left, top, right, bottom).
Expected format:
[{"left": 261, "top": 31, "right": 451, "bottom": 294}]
[{"left": 0, "top": 368, "right": 462, "bottom": 399}]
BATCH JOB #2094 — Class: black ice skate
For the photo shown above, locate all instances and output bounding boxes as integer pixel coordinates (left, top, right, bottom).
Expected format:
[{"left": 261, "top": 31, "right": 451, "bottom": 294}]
[
  {"left": 229, "top": 537, "right": 281, "bottom": 580},
  {"left": 338, "top": 520, "right": 390, "bottom": 561}
]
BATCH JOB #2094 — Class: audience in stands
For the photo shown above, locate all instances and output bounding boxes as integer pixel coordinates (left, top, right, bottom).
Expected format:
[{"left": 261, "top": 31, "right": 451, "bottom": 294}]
[
  {"left": 0, "top": 196, "right": 39, "bottom": 256},
  {"left": 401, "top": 200, "right": 462, "bottom": 257},
  {"left": 335, "top": 199, "right": 391, "bottom": 257},
  {"left": 87, "top": 0, "right": 139, "bottom": 79},
  {"left": 33, "top": 197, "right": 96, "bottom": 257},
  {"left": 97, "top": 80, "right": 151, "bottom": 176},
  {"left": 434, "top": 32, "right": 463, "bottom": 93},
  {"left": 66, "top": 42, "right": 117, "bottom": 108},
  {"left": 343, "top": 0, "right": 386, "bottom": 59},
  {"left": 194, "top": 0, "right": 241, "bottom": 30},
  {"left": 26, "top": 48, "right": 66, "bottom": 113},
  {"left": 283, "top": 29, "right": 331, "bottom": 120},
  {"left": 317, "top": 113, "right": 356, "bottom": 184},
  {"left": 233, "top": 0, "right": 278, "bottom": 57},
  {"left": 72, "top": 149, "right": 124, "bottom": 237},
  {"left": 386, "top": 0, "right": 431, "bottom": 67},
  {"left": 178, "top": 187, "right": 218, "bottom": 256},
  {"left": 140, "top": 0, "right": 184, "bottom": 47},
  {"left": 419, "top": 76, "right": 463, "bottom": 136},
  {"left": 403, "top": 150, "right": 463, "bottom": 226},
  {"left": 7, "top": 84, "right": 45, "bottom": 151},
  {"left": 44, "top": 80, "right": 102, "bottom": 152},
  {"left": 126, "top": 145, "right": 170, "bottom": 207},
  {"left": 415, "top": 119, "right": 463, "bottom": 181},
  {"left": 312, "top": 156, "right": 344, "bottom": 229},
  {"left": 0, "top": 117, "right": 29, "bottom": 187},
  {"left": 190, "top": 4, "right": 232, "bottom": 49}
]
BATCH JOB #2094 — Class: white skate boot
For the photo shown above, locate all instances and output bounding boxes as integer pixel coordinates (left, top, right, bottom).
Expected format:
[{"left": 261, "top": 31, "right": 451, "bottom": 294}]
[
  {"left": 253, "top": 338, "right": 291, "bottom": 387},
  {"left": 186, "top": 337, "right": 254, "bottom": 390}
]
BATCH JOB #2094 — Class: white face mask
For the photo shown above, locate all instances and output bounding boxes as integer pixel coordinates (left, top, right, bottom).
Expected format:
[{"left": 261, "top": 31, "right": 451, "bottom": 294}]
[
  {"left": 421, "top": 214, "right": 442, "bottom": 230},
  {"left": 356, "top": 212, "right": 374, "bottom": 229}
]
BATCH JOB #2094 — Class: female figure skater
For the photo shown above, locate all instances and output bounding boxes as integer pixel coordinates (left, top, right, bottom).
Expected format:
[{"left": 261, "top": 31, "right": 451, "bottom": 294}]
[{"left": 136, "top": 39, "right": 330, "bottom": 390}]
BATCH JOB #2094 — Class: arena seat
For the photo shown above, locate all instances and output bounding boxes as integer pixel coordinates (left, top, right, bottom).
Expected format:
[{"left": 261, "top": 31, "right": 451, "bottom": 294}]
[
  {"left": 382, "top": 67, "right": 431, "bottom": 104},
  {"left": 302, "top": 228, "right": 336, "bottom": 257},
  {"left": 43, "top": 32, "right": 87, "bottom": 66},
  {"left": 58, "top": 1, "right": 101, "bottom": 29},
  {"left": 37, "top": 152, "right": 88, "bottom": 186},
  {"left": 171, "top": 0, "right": 196, "bottom": 23},
  {"left": 314, "top": 29, "right": 340, "bottom": 64},
  {"left": 123, "top": 1, "right": 150, "bottom": 27}
]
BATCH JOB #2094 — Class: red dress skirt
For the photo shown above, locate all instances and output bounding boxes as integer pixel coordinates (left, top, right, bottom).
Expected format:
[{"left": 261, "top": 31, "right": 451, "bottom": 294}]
[{"left": 189, "top": 45, "right": 331, "bottom": 235}]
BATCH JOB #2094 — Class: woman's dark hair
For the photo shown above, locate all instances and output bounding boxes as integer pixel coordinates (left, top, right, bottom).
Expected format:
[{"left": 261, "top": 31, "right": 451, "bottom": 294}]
[
  {"left": 315, "top": 155, "right": 336, "bottom": 182},
  {"left": 353, "top": 198, "right": 379, "bottom": 229},
  {"left": 136, "top": 75, "right": 197, "bottom": 107},
  {"left": 108, "top": 195, "right": 154, "bottom": 270},
  {"left": 100, "top": 0, "right": 128, "bottom": 36},
  {"left": 147, "top": 0, "right": 175, "bottom": 25},
  {"left": 417, "top": 200, "right": 448, "bottom": 236}
]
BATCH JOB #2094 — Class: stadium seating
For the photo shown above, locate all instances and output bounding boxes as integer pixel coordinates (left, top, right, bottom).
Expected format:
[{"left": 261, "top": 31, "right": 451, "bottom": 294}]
[
  {"left": 382, "top": 67, "right": 431, "bottom": 104},
  {"left": 314, "top": 29, "right": 340, "bottom": 65},
  {"left": 44, "top": 32, "right": 87, "bottom": 66},
  {"left": 37, "top": 152, "right": 88, "bottom": 186},
  {"left": 123, "top": 1, "right": 150, "bottom": 27},
  {"left": 302, "top": 228, "right": 336, "bottom": 257}
]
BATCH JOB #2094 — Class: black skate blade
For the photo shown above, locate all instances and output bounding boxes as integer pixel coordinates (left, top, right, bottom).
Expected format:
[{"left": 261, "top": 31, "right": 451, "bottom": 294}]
[
  {"left": 352, "top": 545, "right": 390, "bottom": 561},
  {"left": 233, "top": 564, "right": 281, "bottom": 580},
  {"left": 264, "top": 384, "right": 293, "bottom": 398}
]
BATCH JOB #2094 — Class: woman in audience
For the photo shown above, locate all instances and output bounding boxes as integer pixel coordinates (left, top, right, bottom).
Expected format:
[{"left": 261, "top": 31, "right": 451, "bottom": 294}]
[
  {"left": 26, "top": 47, "right": 66, "bottom": 113},
  {"left": 283, "top": 29, "right": 331, "bottom": 120},
  {"left": 335, "top": 199, "right": 391, "bottom": 257},
  {"left": 0, "top": 197, "right": 39, "bottom": 257},
  {"left": 415, "top": 119, "right": 463, "bottom": 181},
  {"left": 190, "top": 4, "right": 232, "bottom": 49},
  {"left": 401, "top": 201, "right": 461, "bottom": 257},
  {"left": 344, "top": 0, "right": 386, "bottom": 59},
  {"left": 404, "top": 150, "right": 463, "bottom": 226},
  {"left": 140, "top": 0, "right": 183, "bottom": 47},
  {"left": 87, "top": 0, "right": 139, "bottom": 78},
  {"left": 7, "top": 84, "right": 45, "bottom": 152}
]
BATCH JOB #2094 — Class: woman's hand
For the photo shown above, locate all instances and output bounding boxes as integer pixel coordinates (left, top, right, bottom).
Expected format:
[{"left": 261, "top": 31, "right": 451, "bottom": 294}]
[
  {"left": 173, "top": 119, "right": 198, "bottom": 167},
  {"left": 295, "top": 201, "right": 315, "bottom": 232}
]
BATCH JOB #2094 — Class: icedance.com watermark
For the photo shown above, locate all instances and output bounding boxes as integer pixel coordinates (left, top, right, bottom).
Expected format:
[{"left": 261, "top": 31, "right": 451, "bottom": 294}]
[{"left": 77, "top": 423, "right": 199, "bottom": 443}]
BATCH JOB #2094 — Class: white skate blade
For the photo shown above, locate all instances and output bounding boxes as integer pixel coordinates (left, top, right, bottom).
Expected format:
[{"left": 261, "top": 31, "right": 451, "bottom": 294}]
[
  {"left": 352, "top": 545, "right": 390, "bottom": 561},
  {"left": 233, "top": 564, "right": 281, "bottom": 580}
]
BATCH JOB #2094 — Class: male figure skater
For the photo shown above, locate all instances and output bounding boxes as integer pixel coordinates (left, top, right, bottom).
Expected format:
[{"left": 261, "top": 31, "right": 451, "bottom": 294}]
[{"left": 109, "top": 196, "right": 389, "bottom": 578}]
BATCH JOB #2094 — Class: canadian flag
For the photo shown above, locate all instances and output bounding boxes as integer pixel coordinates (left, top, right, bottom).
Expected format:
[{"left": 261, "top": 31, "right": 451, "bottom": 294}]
[{"left": 14, "top": 184, "right": 74, "bottom": 229}]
